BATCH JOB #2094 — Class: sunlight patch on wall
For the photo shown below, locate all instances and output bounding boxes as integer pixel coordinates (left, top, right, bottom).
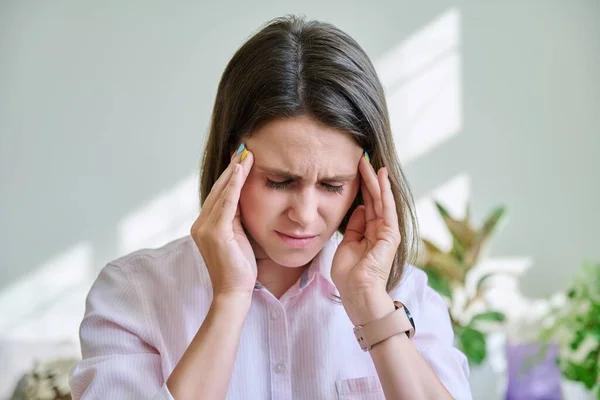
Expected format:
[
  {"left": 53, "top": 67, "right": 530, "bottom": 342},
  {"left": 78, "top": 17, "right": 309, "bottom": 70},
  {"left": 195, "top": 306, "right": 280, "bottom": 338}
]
[
  {"left": 376, "top": 8, "right": 462, "bottom": 165},
  {"left": 118, "top": 173, "right": 199, "bottom": 253},
  {"left": 0, "top": 242, "right": 93, "bottom": 340}
]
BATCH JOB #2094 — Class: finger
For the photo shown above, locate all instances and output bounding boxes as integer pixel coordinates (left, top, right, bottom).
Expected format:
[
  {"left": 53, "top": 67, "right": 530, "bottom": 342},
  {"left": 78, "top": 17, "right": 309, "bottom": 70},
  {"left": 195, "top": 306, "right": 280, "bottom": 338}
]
[
  {"left": 210, "top": 163, "right": 242, "bottom": 225},
  {"left": 379, "top": 167, "right": 399, "bottom": 231},
  {"left": 230, "top": 149, "right": 254, "bottom": 225},
  {"left": 238, "top": 147, "right": 254, "bottom": 181},
  {"left": 212, "top": 149, "right": 254, "bottom": 225},
  {"left": 361, "top": 179, "right": 375, "bottom": 222},
  {"left": 202, "top": 146, "right": 250, "bottom": 216},
  {"left": 341, "top": 205, "right": 366, "bottom": 243},
  {"left": 359, "top": 156, "right": 383, "bottom": 218},
  {"left": 233, "top": 150, "right": 254, "bottom": 223},
  {"left": 202, "top": 161, "right": 236, "bottom": 216}
]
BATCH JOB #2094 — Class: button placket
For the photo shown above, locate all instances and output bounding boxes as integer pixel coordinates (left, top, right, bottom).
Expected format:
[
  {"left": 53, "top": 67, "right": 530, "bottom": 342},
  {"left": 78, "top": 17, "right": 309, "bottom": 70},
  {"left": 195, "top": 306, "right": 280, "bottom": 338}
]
[
  {"left": 266, "top": 300, "right": 291, "bottom": 399},
  {"left": 274, "top": 362, "right": 286, "bottom": 373},
  {"left": 270, "top": 309, "right": 280, "bottom": 320}
]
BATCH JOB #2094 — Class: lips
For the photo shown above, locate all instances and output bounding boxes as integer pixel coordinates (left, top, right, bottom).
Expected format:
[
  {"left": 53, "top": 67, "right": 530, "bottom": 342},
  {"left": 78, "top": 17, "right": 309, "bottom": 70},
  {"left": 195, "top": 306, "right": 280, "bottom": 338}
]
[
  {"left": 275, "top": 231, "right": 318, "bottom": 249},
  {"left": 277, "top": 232, "right": 317, "bottom": 239}
]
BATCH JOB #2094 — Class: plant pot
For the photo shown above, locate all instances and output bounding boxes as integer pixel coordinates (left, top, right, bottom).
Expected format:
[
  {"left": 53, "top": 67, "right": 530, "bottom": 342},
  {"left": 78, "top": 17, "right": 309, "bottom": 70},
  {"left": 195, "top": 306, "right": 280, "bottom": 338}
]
[{"left": 505, "top": 341, "right": 563, "bottom": 400}]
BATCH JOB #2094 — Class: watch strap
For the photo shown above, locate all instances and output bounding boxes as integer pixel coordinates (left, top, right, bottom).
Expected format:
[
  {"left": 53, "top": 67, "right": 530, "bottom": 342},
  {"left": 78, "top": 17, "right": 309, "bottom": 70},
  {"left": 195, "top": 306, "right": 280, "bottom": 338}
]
[{"left": 353, "top": 301, "right": 415, "bottom": 351}]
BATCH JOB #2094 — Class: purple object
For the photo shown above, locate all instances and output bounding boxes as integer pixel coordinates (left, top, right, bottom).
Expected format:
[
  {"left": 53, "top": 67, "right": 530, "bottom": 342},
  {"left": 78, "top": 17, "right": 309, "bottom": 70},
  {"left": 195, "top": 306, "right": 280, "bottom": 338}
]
[{"left": 505, "top": 341, "right": 563, "bottom": 400}]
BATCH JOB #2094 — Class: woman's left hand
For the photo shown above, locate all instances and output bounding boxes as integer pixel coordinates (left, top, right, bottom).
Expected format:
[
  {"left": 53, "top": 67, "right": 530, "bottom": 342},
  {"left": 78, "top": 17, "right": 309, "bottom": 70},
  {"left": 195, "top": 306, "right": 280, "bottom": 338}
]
[{"left": 331, "top": 155, "right": 401, "bottom": 325}]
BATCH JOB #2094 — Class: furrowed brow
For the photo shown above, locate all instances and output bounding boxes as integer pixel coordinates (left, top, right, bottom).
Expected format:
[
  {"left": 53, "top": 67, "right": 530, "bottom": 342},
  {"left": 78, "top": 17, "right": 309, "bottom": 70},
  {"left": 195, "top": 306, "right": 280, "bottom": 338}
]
[{"left": 259, "top": 166, "right": 356, "bottom": 181}]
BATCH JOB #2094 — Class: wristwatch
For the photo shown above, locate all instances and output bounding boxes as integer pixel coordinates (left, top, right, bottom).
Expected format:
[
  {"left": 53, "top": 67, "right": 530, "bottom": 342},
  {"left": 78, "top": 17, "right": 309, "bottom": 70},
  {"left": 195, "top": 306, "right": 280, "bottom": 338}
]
[{"left": 353, "top": 301, "right": 415, "bottom": 351}]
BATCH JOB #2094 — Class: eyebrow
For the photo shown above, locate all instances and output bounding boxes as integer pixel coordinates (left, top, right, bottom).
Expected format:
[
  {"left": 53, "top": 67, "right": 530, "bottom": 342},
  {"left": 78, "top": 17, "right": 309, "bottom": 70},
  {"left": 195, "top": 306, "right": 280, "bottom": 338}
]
[{"left": 258, "top": 166, "right": 356, "bottom": 182}]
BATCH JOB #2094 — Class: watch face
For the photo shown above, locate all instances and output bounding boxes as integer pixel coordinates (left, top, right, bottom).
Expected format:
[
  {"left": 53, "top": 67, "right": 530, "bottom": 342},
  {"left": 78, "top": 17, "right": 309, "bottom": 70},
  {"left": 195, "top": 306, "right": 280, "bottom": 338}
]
[
  {"left": 404, "top": 305, "right": 415, "bottom": 330},
  {"left": 395, "top": 301, "right": 415, "bottom": 331}
]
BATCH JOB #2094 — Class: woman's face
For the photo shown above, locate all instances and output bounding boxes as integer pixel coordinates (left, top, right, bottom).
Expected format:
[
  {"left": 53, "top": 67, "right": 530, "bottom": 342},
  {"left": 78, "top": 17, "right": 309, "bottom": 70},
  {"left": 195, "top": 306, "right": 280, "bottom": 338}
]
[{"left": 239, "top": 115, "right": 363, "bottom": 268}]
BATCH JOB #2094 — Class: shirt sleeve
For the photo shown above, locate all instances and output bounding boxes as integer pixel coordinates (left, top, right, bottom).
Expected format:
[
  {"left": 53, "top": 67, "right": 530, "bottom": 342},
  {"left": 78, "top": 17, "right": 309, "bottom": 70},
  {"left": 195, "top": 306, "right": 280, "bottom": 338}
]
[
  {"left": 404, "top": 269, "right": 473, "bottom": 400},
  {"left": 69, "top": 263, "right": 175, "bottom": 400}
]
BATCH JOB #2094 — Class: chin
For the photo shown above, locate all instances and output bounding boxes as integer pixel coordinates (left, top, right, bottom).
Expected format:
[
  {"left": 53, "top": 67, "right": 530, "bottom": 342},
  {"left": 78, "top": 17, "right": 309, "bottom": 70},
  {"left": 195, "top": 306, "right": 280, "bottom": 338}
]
[
  {"left": 260, "top": 237, "right": 325, "bottom": 268},
  {"left": 269, "top": 250, "right": 319, "bottom": 268},
  {"left": 244, "top": 221, "right": 330, "bottom": 267}
]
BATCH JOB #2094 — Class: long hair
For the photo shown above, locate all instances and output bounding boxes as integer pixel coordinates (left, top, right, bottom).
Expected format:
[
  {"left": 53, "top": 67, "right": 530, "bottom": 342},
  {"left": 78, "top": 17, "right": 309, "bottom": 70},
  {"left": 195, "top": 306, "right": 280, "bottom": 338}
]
[{"left": 199, "top": 15, "right": 418, "bottom": 292}]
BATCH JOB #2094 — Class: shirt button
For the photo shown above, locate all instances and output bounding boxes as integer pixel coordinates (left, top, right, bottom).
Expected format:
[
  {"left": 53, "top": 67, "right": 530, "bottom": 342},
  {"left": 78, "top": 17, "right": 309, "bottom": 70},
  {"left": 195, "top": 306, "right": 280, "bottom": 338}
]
[
  {"left": 274, "top": 362, "right": 286, "bottom": 373},
  {"left": 270, "top": 310, "right": 280, "bottom": 320}
]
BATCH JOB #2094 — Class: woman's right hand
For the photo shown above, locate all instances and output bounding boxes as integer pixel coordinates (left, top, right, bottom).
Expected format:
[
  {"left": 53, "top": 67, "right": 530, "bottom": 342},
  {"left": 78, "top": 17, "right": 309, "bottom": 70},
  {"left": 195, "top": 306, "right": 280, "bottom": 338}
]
[{"left": 191, "top": 146, "right": 257, "bottom": 298}]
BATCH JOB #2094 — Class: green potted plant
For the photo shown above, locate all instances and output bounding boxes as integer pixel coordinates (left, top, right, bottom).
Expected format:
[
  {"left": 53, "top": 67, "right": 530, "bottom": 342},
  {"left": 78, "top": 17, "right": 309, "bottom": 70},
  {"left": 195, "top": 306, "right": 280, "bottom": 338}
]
[
  {"left": 415, "top": 201, "right": 508, "bottom": 365},
  {"left": 538, "top": 261, "right": 600, "bottom": 398}
]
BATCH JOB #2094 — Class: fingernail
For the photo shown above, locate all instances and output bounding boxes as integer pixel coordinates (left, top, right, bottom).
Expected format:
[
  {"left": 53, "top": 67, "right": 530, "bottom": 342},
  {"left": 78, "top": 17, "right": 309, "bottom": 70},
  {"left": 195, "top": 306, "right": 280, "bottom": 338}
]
[
  {"left": 241, "top": 147, "right": 249, "bottom": 161},
  {"left": 363, "top": 151, "right": 371, "bottom": 164},
  {"left": 236, "top": 143, "right": 245, "bottom": 156}
]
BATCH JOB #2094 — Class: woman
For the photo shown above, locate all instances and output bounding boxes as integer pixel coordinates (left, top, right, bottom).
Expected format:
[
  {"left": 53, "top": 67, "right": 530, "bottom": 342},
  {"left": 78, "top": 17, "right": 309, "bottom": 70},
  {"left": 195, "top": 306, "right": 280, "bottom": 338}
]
[{"left": 69, "top": 15, "right": 471, "bottom": 400}]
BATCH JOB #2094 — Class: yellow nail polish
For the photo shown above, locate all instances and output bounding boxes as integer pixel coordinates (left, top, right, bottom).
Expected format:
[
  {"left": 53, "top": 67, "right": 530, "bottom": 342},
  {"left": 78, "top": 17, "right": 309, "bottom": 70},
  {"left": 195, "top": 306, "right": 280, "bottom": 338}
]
[
  {"left": 241, "top": 148, "right": 248, "bottom": 161},
  {"left": 363, "top": 151, "right": 370, "bottom": 164}
]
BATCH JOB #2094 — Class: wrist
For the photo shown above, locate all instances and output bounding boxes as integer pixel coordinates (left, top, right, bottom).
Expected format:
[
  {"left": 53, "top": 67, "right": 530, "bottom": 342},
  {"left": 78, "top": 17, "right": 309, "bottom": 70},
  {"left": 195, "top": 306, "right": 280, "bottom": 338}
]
[
  {"left": 342, "top": 291, "right": 395, "bottom": 326},
  {"left": 211, "top": 292, "right": 253, "bottom": 315}
]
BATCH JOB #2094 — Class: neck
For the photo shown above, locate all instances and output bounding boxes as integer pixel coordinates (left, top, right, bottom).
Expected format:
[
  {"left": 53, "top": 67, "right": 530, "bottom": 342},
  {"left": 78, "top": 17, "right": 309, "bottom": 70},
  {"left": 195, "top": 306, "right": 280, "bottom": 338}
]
[
  {"left": 248, "top": 233, "right": 311, "bottom": 299},
  {"left": 256, "top": 260, "right": 309, "bottom": 299}
]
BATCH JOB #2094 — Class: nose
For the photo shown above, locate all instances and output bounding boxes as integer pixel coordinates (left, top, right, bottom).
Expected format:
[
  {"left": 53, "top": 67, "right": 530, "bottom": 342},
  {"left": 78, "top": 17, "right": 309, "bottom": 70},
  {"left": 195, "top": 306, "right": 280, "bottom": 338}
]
[{"left": 287, "top": 188, "right": 319, "bottom": 227}]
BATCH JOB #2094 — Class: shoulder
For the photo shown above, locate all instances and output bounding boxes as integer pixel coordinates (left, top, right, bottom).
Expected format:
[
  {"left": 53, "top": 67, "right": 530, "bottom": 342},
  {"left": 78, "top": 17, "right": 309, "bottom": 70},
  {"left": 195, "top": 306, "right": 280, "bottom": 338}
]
[
  {"left": 389, "top": 265, "right": 453, "bottom": 336},
  {"left": 390, "top": 268, "right": 472, "bottom": 398},
  {"left": 83, "top": 236, "right": 211, "bottom": 339},
  {"left": 109, "top": 235, "right": 197, "bottom": 270},
  {"left": 389, "top": 264, "right": 431, "bottom": 301},
  {"left": 94, "top": 235, "right": 210, "bottom": 296}
]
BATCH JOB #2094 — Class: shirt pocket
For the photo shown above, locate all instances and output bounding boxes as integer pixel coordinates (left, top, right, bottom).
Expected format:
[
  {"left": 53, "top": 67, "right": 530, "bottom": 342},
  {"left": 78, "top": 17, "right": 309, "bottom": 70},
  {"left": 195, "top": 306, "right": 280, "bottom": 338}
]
[{"left": 335, "top": 376, "right": 385, "bottom": 400}]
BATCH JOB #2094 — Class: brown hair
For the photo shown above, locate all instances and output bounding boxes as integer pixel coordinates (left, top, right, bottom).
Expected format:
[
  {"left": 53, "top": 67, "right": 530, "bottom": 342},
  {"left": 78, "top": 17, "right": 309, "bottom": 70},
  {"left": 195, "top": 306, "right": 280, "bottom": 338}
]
[{"left": 199, "top": 15, "right": 419, "bottom": 292}]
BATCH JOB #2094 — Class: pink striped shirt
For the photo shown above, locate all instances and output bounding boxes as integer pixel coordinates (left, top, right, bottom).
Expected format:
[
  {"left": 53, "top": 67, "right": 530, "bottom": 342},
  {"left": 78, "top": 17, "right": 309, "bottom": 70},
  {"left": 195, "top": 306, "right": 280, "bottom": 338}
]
[{"left": 69, "top": 235, "right": 472, "bottom": 399}]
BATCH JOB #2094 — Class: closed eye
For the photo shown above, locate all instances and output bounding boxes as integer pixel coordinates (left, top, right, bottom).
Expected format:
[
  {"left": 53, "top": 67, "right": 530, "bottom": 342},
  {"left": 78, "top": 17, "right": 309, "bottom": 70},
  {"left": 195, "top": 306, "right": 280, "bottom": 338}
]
[
  {"left": 321, "top": 183, "right": 344, "bottom": 194},
  {"left": 264, "top": 179, "right": 344, "bottom": 195},
  {"left": 265, "top": 179, "right": 292, "bottom": 190}
]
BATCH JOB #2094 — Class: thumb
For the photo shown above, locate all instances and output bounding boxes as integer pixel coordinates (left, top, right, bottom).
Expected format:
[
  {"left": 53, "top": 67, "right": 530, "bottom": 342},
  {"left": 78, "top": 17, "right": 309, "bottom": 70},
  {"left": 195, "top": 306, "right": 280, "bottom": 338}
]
[{"left": 341, "top": 205, "right": 366, "bottom": 244}]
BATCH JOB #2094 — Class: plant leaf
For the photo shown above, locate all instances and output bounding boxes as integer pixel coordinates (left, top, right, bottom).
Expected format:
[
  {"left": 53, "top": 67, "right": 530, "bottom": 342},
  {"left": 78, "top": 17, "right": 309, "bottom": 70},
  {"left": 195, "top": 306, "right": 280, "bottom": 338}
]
[
  {"left": 561, "top": 361, "right": 578, "bottom": 381},
  {"left": 445, "top": 218, "right": 476, "bottom": 249},
  {"left": 463, "top": 205, "right": 506, "bottom": 267},
  {"left": 423, "top": 268, "right": 453, "bottom": 300},
  {"left": 470, "top": 311, "right": 506, "bottom": 324},
  {"left": 475, "top": 273, "right": 495, "bottom": 295},
  {"left": 435, "top": 201, "right": 476, "bottom": 250},
  {"left": 427, "top": 252, "right": 466, "bottom": 282},
  {"left": 421, "top": 238, "right": 443, "bottom": 255},
  {"left": 458, "top": 327, "right": 487, "bottom": 365},
  {"left": 480, "top": 205, "right": 507, "bottom": 240},
  {"left": 434, "top": 201, "right": 451, "bottom": 219},
  {"left": 463, "top": 240, "right": 482, "bottom": 268},
  {"left": 451, "top": 237, "right": 466, "bottom": 263}
]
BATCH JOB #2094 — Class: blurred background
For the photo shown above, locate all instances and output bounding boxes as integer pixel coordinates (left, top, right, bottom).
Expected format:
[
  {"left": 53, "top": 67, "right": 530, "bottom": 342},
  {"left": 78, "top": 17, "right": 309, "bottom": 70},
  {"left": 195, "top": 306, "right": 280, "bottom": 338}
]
[{"left": 1, "top": 0, "right": 598, "bottom": 398}]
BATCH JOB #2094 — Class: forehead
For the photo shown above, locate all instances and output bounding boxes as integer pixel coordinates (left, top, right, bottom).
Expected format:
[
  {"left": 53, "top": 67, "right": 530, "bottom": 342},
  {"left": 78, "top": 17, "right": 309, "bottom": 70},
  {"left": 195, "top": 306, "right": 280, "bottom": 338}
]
[{"left": 247, "top": 116, "right": 361, "bottom": 165}]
